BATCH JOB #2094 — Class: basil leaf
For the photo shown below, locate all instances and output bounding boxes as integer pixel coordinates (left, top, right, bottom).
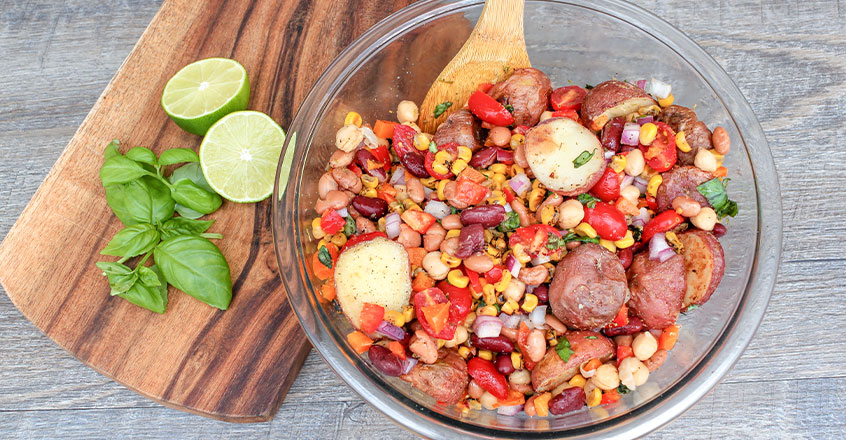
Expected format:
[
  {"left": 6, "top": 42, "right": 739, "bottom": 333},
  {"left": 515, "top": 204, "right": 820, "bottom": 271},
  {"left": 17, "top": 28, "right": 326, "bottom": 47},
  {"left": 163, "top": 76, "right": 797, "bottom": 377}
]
[
  {"left": 96, "top": 261, "right": 133, "bottom": 276},
  {"left": 696, "top": 178, "right": 738, "bottom": 218},
  {"left": 101, "top": 224, "right": 160, "bottom": 257},
  {"left": 577, "top": 193, "right": 600, "bottom": 209},
  {"left": 118, "top": 265, "right": 167, "bottom": 313},
  {"left": 104, "top": 140, "right": 121, "bottom": 159},
  {"left": 628, "top": 225, "right": 642, "bottom": 242},
  {"left": 317, "top": 245, "right": 333, "bottom": 269},
  {"left": 96, "top": 261, "right": 138, "bottom": 295},
  {"left": 562, "top": 232, "right": 600, "bottom": 244},
  {"left": 169, "top": 163, "right": 215, "bottom": 217},
  {"left": 428, "top": 141, "right": 437, "bottom": 153},
  {"left": 159, "top": 217, "right": 214, "bottom": 241},
  {"left": 342, "top": 216, "right": 356, "bottom": 236},
  {"left": 126, "top": 147, "right": 157, "bottom": 165},
  {"left": 100, "top": 155, "right": 150, "bottom": 186},
  {"left": 154, "top": 235, "right": 232, "bottom": 310},
  {"left": 617, "top": 384, "right": 631, "bottom": 394},
  {"left": 123, "top": 176, "right": 175, "bottom": 224},
  {"left": 573, "top": 149, "right": 596, "bottom": 169},
  {"left": 136, "top": 265, "right": 162, "bottom": 287},
  {"left": 497, "top": 211, "right": 520, "bottom": 233},
  {"left": 158, "top": 148, "right": 200, "bottom": 166},
  {"left": 433, "top": 101, "right": 452, "bottom": 118},
  {"left": 170, "top": 179, "right": 222, "bottom": 215},
  {"left": 104, "top": 184, "right": 141, "bottom": 226},
  {"left": 555, "top": 338, "right": 573, "bottom": 362}
]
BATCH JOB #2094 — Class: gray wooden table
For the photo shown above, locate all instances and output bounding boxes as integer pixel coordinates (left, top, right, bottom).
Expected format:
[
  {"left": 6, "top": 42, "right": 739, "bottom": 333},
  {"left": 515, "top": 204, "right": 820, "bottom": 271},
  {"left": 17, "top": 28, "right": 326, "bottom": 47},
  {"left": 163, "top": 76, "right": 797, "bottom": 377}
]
[{"left": 2, "top": 1, "right": 845, "bottom": 438}]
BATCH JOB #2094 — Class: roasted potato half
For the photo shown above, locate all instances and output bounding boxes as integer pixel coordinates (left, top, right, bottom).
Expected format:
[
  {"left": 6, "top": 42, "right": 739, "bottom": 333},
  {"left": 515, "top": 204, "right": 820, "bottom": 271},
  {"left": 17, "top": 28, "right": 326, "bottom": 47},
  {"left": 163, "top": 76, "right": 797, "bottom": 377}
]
[
  {"left": 531, "top": 331, "right": 615, "bottom": 393},
  {"left": 525, "top": 117, "right": 606, "bottom": 196},
  {"left": 677, "top": 230, "right": 725, "bottom": 308},
  {"left": 581, "top": 80, "right": 657, "bottom": 131}
]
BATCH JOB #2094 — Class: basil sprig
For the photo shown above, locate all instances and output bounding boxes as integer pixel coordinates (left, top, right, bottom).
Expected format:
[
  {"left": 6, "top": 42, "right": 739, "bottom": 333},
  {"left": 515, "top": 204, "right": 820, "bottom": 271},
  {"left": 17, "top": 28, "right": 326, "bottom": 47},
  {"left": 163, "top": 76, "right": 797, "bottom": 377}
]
[
  {"left": 96, "top": 140, "right": 232, "bottom": 313},
  {"left": 696, "top": 178, "right": 738, "bottom": 218}
]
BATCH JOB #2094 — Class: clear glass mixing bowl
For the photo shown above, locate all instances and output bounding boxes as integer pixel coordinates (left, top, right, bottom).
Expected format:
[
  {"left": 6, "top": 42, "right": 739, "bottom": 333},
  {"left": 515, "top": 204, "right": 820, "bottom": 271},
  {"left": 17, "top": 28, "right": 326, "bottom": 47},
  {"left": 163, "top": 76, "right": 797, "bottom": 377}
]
[{"left": 272, "top": 1, "right": 781, "bottom": 437}]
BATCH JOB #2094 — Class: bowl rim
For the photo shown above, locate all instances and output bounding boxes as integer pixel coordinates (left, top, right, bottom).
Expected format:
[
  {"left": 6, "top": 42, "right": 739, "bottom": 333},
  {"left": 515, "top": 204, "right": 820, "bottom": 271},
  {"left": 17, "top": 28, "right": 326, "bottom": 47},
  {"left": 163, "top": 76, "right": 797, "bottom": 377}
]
[{"left": 272, "top": 0, "right": 782, "bottom": 438}]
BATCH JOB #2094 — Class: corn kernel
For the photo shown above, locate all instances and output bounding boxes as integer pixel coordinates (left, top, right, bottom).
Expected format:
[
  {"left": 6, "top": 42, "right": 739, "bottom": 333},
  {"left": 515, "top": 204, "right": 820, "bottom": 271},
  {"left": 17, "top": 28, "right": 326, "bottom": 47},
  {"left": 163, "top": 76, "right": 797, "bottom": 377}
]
[
  {"left": 330, "top": 233, "right": 347, "bottom": 247},
  {"left": 501, "top": 299, "right": 519, "bottom": 315},
  {"left": 420, "top": 177, "right": 437, "bottom": 188},
  {"left": 440, "top": 253, "right": 461, "bottom": 268},
  {"left": 451, "top": 159, "right": 468, "bottom": 175},
  {"left": 436, "top": 338, "right": 446, "bottom": 349},
  {"left": 658, "top": 93, "right": 675, "bottom": 108},
  {"left": 532, "top": 179, "right": 545, "bottom": 190},
  {"left": 665, "top": 231, "right": 684, "bottom": 253},
  {"left": 447, "top": 269, "right": 469, "bottom": 288},
  {"left": 478, "top": 169, "right": 492, "bottom": 179},
  {"left": 639, "top": 123, "right": 658, "bottom": 146},
  {"left": 569, "top": 374, "right": 587, "bottom": 388},
  {"left": 487, "top": 190, "right": 506, "bottom": 206},
  {"left": 413, "top": 133, "right": 431, "bottom": 151},
  {"left": 512, "top": 244, "right": 531, "bottom": 264},
  {"left": 457, "top": 146, "right": 472, "bottom": 162},
  {"left": 494, "top": 270, "right": 512, "bottom": 292},
  {"left": 362, "top": 188, "right": 377, "bottom": 198},
  {"left": 586, "top": 387, "right": 602, "bottom": 407},
  {"left": 478, "top": 350, "right": 493, "bottom": 361},
  {"left": 492, "top": 172, "right": 507, "bottom": 185},
  {"left": 614, "top": 230, "right": 635, "bottom": 249},
  {"left": 534, "top": 392, "right": 552, "bottom": 417},
  {"left": 344, "top": 111, "right": 362, "bottom": 127},
  {"left": 647, "top": 174, "right": 663, "bottom": 197},
  {"left": 434, "top": 150, "right": 451, "bottom": 163},
  {"left": 511, "top": 352, "right": 523, "bottom": 370},
  {"left": 383, "top": 310, "right": 406, "bottom": 327},
  {"left": 510, "top": 164, "right": 525, "bottom": 177},
  {"left": 489, "top": 163, "right": 507, "bottom": 174},
  {"left": 388, "top": 201, "right": 403, "bottom": 214},
  {"left": 521, "top": 293, "right": 539, "bottom": 312},
  {"left": 610, "top": 154, "right": 627, "bottom": 173},
  {"left": 479, "top": 306, "right": 498, "bottom": 317},
  {"left": 676, "top": 131, "right": 691, "bottom": 153},
  {"left": 317, "top": 238, "right": 329, "bottom": 250},
  {"left": 445, "top": 229, "right": 461, "bottom": 239},
  {"left": 482, "top": 284, "right": 497, "bottom": 305},
  {"left": 402, "top": 199, "right": 421, "bottom": 211},
  {"left": 458, "top": 346, "right": 471, "bottom": 359},
  {"left": 510, "top": 134, "right": 525, "bottom": 149},
  {"left": 361, "top": 174, "right": 379, "bottom": 188},
  {"left": 539, "top": 204, "right": 558, "bottom": 226},
  {"left": 436, "top": 179, "right": 449, "bottom": 200},
  {"left": 311, "top": 218, "right": 326, "bottom": 239},
  {"left": 574, "top": 222, "right": 598, "bottom": 238},
  {"left": 402, "top": 304, "right": 415, "bottom": 322},
  {"left": 432, "top": 163, "right": 449, "bottom": 175},
  {"left": 528, "top": 187, "right": 546, "bottom": 212},
  {"left": 599, "top": 239, "right": 617, "bottom": 253}
]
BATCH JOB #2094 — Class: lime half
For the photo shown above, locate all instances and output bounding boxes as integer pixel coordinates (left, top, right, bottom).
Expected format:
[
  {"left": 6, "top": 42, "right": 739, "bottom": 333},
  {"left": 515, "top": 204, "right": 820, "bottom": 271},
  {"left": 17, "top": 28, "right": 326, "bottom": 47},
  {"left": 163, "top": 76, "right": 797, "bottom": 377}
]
[
  {"left": 199, "top": 111, "right": 286, "bottom": 203},
  {"left": 161, "top": 58, "right": 250, "bottom": 135}
]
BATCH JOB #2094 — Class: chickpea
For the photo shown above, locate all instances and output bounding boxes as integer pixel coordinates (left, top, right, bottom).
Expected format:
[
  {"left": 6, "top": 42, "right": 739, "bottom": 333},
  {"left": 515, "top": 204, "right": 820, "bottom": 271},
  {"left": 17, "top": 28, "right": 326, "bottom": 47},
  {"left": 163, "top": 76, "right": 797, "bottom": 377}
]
[
  {"left": 397, "top": 224, "right": 422, "bottom": 248},
  {"left": 422, "top": 251, "right": 450, "bottom": 280},
  {"left": 617, "top": 357, "right": 650, "bottom": 390},
  {"left": 538, "top": 111, "right": 553, "bottom": 123},
  {"left": 624, "top": 149, "right": 645, "bottom": 176},
  {"left": 488, "top": 126, "right": 512, "bottom": 147},
  {"left": 712, "top": 126, "right": 731, "bottom": 155},
  {"left": 406, "top": 176, "right": 425, "bottom": 204},
  {"left": 509, "top": 369, "right": 531, "bottom": 386},
  {"left": 613, "top": 334, "right": 633, "bottom": 347},
  {"left": 632, "top": 331, "right": 658, "bottom": 361},
  {"left": 397, "top": 100, "right": 419, "bottom": 124},
  {"left": 464, "top": 254, "right": 494, "bottom": 273},
  {"left": 544, "top": 314, "right": 566, "bottom": 334},
  {"left": 356, "top": 216, "right": 376, "bottom": 234},
  {"left": 526, "top": 329, "right": 547, "bottom": 362},
  {"left": 690, "top": 207, "right": 718, "bottom": 231},
  {"left": 620, "top": 185, "right": 640, "bottom": 203},
  {"left": 423, "top": 222, "right": 446, "bottom": 252},
  {"left": 503, "top": 278, "right": 526, "bottom": 302},
  {"left": 330, "top": 167, "right": 362, "bottom": 193},
  {"left": 335, "top": 124, "right": 363, "bottom": 152},
  {"left": 408, "top": 329, "right": 438, "bottom": 364},
  {"left": 510, "top": 199, "right": 532, "bottom": 227},
  {"left": 672, "top": 196, "right": 702, "bottom": 217},
  {"left": 444, "top": 325, "right": 468, "bottom": 348},
  {"left": 591, "top": 363, "right": 620, "bottom": 390},
  {"left": 467, "top": 380, "right": 485, "bottom": 400},
  {"left": 694, "top": 149, "right": 718, "bottom": 172},
  {"left": 439, "top": 236, "right": 459, "bottom": 256},
  {"left": 557, "top": 199, "right": 585, "bottom": 229},
  {"left": 328, "top": 149, "right": 355, "bottom": 168},
  {"left": 314, "top": 190, "right": 349, "bottom": 214},
  {"left": 318, "top": 172, "right": 338, "bottom": 199},
  {"left": 441, "top": 214, "right": 462, "bottom": 230},
  {"left": 480, "top": 391, "right": 498, "bottom": 410}
]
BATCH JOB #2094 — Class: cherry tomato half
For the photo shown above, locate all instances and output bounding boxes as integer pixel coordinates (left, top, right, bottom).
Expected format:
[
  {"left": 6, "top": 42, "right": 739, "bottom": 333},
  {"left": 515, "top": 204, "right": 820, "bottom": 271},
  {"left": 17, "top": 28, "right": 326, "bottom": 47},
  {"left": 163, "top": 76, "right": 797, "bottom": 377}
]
[
  {"left": 550, "top": 108, "right": 580, "bottom": 122},
  {"left": 391, "top": 123, "right": 418, "bottom": 159},
  {"left": 639, "top": 122, "right": 677, "bottom": 172},
  {"left": 437, "top": 280, "right": 472, "bottom": 325},
  {"left": 550, "top": 85, "right": 587, "bottom": 111},
  {"left": 583, "top": 202, "right": 627, "bottom": 241},
  {"left": 641, "top": 210, "right": 684, "bottom": 243},
  {"left": 341, "top": 231, "right": 388, "bottom": 253},
  {"left": 589, "top": 167, "right": 621, "bottom": 202},
  {"left": 424, "top": 142, "right": 458, "bottom": 179},
  {"left": 413, "top": 288, "right": 457, "bottom": 340},
  {"left": 468, "top": 91, "right": 514, "bottom": 126},
  {"left": 467, "top": 357, "right": 509, "bottom": 399}
]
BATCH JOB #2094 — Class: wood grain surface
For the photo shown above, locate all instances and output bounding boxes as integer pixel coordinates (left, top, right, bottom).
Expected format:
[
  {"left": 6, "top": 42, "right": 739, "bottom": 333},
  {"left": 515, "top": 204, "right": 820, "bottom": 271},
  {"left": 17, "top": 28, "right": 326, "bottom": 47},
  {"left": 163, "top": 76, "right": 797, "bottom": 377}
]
[{"left": 1, "top": 0, "right": 845, "bottom": 438}]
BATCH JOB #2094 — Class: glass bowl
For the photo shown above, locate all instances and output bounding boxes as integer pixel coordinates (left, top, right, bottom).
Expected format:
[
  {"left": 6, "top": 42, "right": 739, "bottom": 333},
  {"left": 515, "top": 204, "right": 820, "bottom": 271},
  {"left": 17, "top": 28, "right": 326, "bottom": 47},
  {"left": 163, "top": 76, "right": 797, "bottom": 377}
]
[{"left": 272, "top": 0, "right": 781, "bottom": 438}]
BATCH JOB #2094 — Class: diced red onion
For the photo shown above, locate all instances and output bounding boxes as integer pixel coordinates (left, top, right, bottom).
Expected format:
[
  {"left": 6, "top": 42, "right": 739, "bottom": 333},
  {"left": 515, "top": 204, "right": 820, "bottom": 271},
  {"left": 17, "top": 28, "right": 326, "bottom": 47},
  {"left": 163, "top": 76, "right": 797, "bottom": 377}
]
[
  {"left": 361, "top": 126, "right": 379, "bottom": 148},
  {"left": 633, "top": 176, "right": 648, "bottom": 193},
  {"left": 385, "top": 213, "right": 401, "bottom": 239},
  {"left": 649, "top": 233, "right": 676, "bottom": 263},
  {"left": 508, "top": 173, "right": 531, "bottom": 195},
  {"left": 645, "top": 78, "right": 672, "bottom": 100},
  {"left": 497, "top": 404, "right": 523, "bottom": 416},
  {"left": 337, "top": 207, "right": 349, "bottom": 218},
  {"left": 389, "top": 167, "right": 406, "bottom": 185},
  {"left": 424, "top": 200, "right": 451, "bottom": 219},
  {"left": 424, "top": 186, "right": 433, "bottom": 197},
  {"left": 401, "top": 357, "right": 418, "bottom": 375},
  {"left": 496, "top": 148, "right": 514, "bottom": 164},
  {"left": 473, "top": 315, "right": 503, "bottom": 338},
  {"left": 500, "top": 313, "right": 522, "bottom": 329},
  {"left": 530, "top": 254, "right": 551, "bottom": 266},
  {"left": 636, "top": 79, "right": 647, "bottom": 89},
  {"left": 604, "top": 150, "right": 615, "bottom": 160},
  {"left": 504, "top": 202, "right": 513, "bottom": 213},
  {"left": 530, "top": 305, "right": 547, "bottom": 327},
  {"left": 620, "top": 174, "right": 635, "bottom": 190},
  {"left": 637, "top": 115, "right": 654, "bottom": 125},
  {"left": 377, "top": 320, "right": 407, "bottom": 340},
  {"left": 631, "top": 207, "right": 650, "bottom": 227},
  {"left": 504, "top": 254, "right": 521, "bottom": 278},
  {"left": 621, "top": 123, "right": 641, "bottom": 146}
]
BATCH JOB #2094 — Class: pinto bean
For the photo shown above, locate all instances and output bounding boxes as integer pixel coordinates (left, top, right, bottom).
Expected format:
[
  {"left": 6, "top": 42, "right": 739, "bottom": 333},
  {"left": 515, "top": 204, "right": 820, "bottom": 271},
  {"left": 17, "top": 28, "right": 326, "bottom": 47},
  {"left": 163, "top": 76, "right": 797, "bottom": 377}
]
[
  {"left": 351, "top": 195, "right": 388, "bottom": 220},
  {"left": 329, "top": 149, "right": 356, "bottom": 168},
  {"left": 513, "top": 143, "right": 529, "bottom": 169},
  {"left": 423, "top": 222, "right": 446, "bottom": 252},
  {"left": 315, "top": 190, "right": 349, "bottom": 214},
  {"left": 470, "top": 334, "right": 514, "bottom": 353},
  {"left": 400, "top": 152, "right": 428, "bottom": 178},
  {"left": 318, "top": 172, "right": 338, "bottom": 199},
  {"left": 406, "top": 176, "right": 425, "bottom": 203},
  {"left": 518, "top": 265, "right": 548, "bottom": 286},
  {"left": 535, "top": 194, "right": 563, "bottom": 223},
  {"left": 712, "top": 126, "right": 731, "bottom": 155},
  {"left": 500, "top": 326, "right": 518, "bottom": 341},
  {"left": 397, "top": 224, "right": 422, "bottom": 248},
  {"left": 672, "top": 195, "right": 702, "bottom": 217},
  {"left": 464, "top": 254, "right": 494, "bottom": 273},
  {"left": 455, "top": 224, "right": 485, "bottom": 259},
  {"left": 408, "top": 329, "right": 439, "bottom": 364},
  {"left": 643, "top": 349, "right": 668, "bottom": 371},
  {"left": 354, "top": 149, "right": 387, "bottom": 181},
  {"left": 468, "top": 380, "right": 485, "bottom": 399},
  {"left": 526, "top": 329, "right": 547, "bottom": 362},
  {"left": 613, "top": 334, "right": 634, "bottom": 347},
  {"left": 331, "top": 167, "right": 362, "bottom": 193},
  {"left": 469, "top": 147, "right": 497, "bottom": 168},
  {"left": 356, "top": 216, "right": 376, "bottom": 234},
  {"left": 510, "top": 199, "right": 531, "bottom": 227},
  {"left": 440, "top": 236, "right": 459, "bottom": 256},
  {"left": 441, "top": 214, "right": 462, "bottom": 230},
  {"left": 460, "top": 205, "right": 506, "bottom": 228},
  {"left": 544, "top": 314, "right": 566, "bottom": 334}
]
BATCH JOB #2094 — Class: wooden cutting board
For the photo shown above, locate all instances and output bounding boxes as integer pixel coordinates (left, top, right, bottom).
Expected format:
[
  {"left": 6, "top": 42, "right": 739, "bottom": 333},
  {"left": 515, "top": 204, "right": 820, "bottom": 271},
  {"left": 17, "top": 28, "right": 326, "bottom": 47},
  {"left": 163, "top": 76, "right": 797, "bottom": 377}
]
[{"left": 0, "top": 0, "right": 413, "bottom": 422}]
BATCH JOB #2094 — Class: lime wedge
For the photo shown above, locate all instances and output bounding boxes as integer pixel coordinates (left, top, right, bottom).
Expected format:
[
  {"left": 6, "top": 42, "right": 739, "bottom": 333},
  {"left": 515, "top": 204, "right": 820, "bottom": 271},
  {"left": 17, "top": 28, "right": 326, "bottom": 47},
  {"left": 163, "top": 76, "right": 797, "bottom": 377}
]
[
  {"left": 199, "top": 111, "right": 286, "bottom": 203},
  {"left": 161, "top": 58, "right": 250, "bottom": 135}
]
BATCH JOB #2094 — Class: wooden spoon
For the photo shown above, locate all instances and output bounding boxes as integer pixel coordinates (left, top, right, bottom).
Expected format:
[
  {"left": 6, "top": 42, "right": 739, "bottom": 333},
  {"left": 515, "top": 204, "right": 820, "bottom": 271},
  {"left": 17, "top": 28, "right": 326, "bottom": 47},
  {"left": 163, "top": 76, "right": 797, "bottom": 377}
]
[{"left": 417, "top": 0, "right": 530, "bottom": 133}]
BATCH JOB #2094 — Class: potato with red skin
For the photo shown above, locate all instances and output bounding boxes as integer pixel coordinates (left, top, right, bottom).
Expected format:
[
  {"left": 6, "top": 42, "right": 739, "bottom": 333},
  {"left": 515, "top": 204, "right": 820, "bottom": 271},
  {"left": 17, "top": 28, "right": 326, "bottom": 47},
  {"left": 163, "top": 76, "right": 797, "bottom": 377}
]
[
  {"left": 525, "top": 117, "right": 606, "bottom": 196},
  {"left": 531, "top": 331, "right": 614, "bottom": 393},
  {"left": 433, "top": 109, "right": 483, "bottom": 151},
  {"left": 626, "top": 252, "right": 687, "bottom": 329},
  {"left": 677, "top": 230, "right": 725, "bottom": 308},
  {"left": 548, "top": 243, "right": 629, "bottom": 329},
  {"left": 400, "top": 349, "right": 469, "bottom": 404},
  {"left": 655, "top": 166, "right": 714, "bottom": 212},
  {"left": 657, "top": 105, "right": 713, "bottom": 165},
  {"left": 487, "top": 68, "right": 552, "bottom": 127},
  {"left": 581, "top": 80, "right": 657, "bottom": 131}
]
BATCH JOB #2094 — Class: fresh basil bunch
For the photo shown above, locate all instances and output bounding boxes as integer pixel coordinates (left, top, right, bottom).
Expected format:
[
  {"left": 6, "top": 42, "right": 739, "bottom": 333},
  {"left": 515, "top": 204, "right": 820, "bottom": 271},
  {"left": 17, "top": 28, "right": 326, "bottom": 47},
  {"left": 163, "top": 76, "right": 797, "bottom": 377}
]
[{"left": 97, "top": 140, "right": 232, "bottom": 313}]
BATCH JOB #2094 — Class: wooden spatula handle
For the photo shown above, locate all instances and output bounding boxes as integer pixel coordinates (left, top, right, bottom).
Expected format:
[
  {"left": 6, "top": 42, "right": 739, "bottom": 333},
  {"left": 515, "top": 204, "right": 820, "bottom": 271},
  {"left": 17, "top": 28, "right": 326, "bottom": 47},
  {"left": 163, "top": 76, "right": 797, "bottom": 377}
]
[{"left": 475, "top": 0, "right": 525, "bottom": 42}]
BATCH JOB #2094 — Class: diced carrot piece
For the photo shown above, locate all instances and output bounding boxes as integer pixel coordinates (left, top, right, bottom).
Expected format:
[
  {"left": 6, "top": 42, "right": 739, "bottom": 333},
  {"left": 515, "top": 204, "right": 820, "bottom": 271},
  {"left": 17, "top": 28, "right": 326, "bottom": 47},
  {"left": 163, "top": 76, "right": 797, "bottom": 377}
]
[
  {"left": 373, "top": 120, "right": 398, "bottom": 139},
  {"left": 412, "top": 272, "right": 435, "bottom": 292},
  {"left": 320, "top": 281, "right": 336, "bottom": 301},
  {"left": 347, "top": 331, "right": 373, "bottom": 354},
  {"left": 388, "top": 341, "right": 406, "bottom": 360},
  {"left": 659, "top": 324, "right": 680, "bottom": 351}
]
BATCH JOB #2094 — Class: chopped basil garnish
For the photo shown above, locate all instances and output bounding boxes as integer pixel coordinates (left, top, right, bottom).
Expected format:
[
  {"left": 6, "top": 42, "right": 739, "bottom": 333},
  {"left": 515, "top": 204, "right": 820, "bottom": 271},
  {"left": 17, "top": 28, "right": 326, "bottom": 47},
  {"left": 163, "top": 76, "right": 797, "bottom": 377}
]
[
  {"left": 546, "top": 233, "right": 565, "bottom": 250},
  {"left": 342, "top": 216, "right": 356, "bottom": 236},
  {"left": 577, "top": 193, "right": 600, "bottom": 208},
  {"left": 628, "top": 225, "right": 642, "bottom": 242},
  {"left": 428, "top": 141, "right": 438, "bottom": 153},
  {"left": 585, "top": 84, "right": 594, "bottom": 90},
  {"left": 433, "top": 101, "right": 453, "bottom": 118},
  {"left": 563, "top": 232, "right": 600, "bottom": 244},
  {"left": 498, "top": 211, "right": 520, "bottom": 233},
  {"left": 504, "top": 104, "right": 514, "bottom": 114},
  {"left": 617, "top": 384, "right": 631, "bottom": 394},
  {"left": 585, "top": 335, "right": 598, "bottom": 340},
  {"left": 555, "top": 338, "right": 573, "bottom": 362},
  {"left": 573, "top": 149, "right": 596, "bottom": 168},
  {"left": 696, "top": 178, "right": 738, "bottom": 218},
  {"left": 317, "top": 245, "right": 333, "bottom": 269},
  {"left": 685, "top": 304, "right": 700, "bottom": 313}
]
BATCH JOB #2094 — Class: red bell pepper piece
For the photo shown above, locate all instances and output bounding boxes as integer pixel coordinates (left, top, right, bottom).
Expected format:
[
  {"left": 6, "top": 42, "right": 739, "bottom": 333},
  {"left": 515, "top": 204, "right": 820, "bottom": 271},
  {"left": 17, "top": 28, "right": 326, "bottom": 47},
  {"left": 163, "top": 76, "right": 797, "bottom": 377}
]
[
  {"left": 639, "top": 122, "right": 677, "bottom": 172},
  {"left": 341, "top": 231, "right": 387, "bottom": 253},
  {"left": 453, "top": 178, "right": 488, "bottom": 206},
  {"left": 359, "top": 303, "right": 385, "bottom": 334},
  {"left": 369, "top": 144, "right": 392, "bottom": 172},
  {"left": 401, "top": 210, "right": 436, "bottom": 234},
  {"left": 601, "top": 389, "right": 622, "bottom": 405},
  {"left": 468, "top": 91, "right": 514, "bottom": 126},
  {"left": 485, "top": 266, "right": 503, "bottom": 284},
  {"left": 391, "top": 123, "right": 418, "bottom": 159},
  {"left": 616, "top": 345, "right": 634, "bottom": 367},
  {"left": 463, "top": 266, "right": 483, "bottom": 294},
  {"left": 516, "top": 322, "right": 537, "bottom": 371},
  {"left": 641, "top": 210, "right": 684, "bottom": 243},
  {"left": 467, "top": 357, "right": 509, "bottom": 399},
  {"left": 320, "top": 209, "right": 345, "bottom": 235},
  {"left": 437, "top": 280, "right": 472, "bottom": 326},
  {"left": 550, "top": 108, "right": 580, "bottom": 122},
  {"left": 476, "top": 82, "right": 493, "bottom": 93},
  {"left": 606, "top": 304, "right": 629, "bottom": 329}
]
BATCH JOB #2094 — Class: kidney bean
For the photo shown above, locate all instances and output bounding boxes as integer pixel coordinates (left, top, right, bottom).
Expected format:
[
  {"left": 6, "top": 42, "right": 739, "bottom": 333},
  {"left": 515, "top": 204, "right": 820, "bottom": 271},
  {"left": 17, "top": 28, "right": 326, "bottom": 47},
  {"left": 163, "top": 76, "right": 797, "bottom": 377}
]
[
  {"left": 455, "top": 223, "right": 485, "bottom": 259},
  {"left": 548, "top": 387, "right": 586, "bottom": 415},
  {"left": 600, "top": 117, "right": 626, "bottom": 153},
  {"left": 460, "top": 205, "right": 506, "bottom": 228},
  {"left": 470, "top": 334, "right": 515, "bottom": 353},
  {"left": 495, "top": 353, "right": 515, "bottom": 375},
  {"left": 603, "top": 315, "right": 644, "bottom": 337},
  {"left": 400, "top": 152, "right": 428, "bottom": 178},
  {"left": 355, "top": 149, "right": 387, "bottom": 181},
  {"left": 712, "top": 223, "right": 727, "bottom": 238},
  {"left": 533, "top": 285, "right": 549, "bottom": 304},
  {"left": 351, "top": 195, "right": 388, "bottom": 220},
  {"left": 496, "top": 147, "right": 515, "bottom": 165},
  {"left": 469, "top": 147, "right": 497, "bottom": 168},
  {"left": 617, "top": 247, "right": 633, "bottom": 270},
  {"left": 368, "top": 345, "right": 404, "bottom": 377}
]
